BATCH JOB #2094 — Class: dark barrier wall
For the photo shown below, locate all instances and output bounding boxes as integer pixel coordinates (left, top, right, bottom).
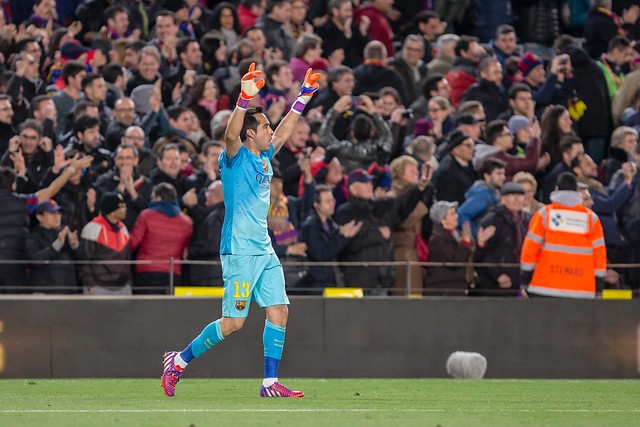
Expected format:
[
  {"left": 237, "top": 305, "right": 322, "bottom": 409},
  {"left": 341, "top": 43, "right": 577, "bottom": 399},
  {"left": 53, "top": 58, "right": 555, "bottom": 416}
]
[{"left": 1, "top": 297, "right": 639, "bottom": 379}]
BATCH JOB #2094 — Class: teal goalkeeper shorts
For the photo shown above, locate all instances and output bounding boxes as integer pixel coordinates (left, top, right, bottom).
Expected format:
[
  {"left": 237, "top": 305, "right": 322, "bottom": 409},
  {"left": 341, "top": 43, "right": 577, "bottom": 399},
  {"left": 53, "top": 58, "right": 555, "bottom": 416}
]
[{"left": 221, "top": 253, "right": 290, "bottom": 318}]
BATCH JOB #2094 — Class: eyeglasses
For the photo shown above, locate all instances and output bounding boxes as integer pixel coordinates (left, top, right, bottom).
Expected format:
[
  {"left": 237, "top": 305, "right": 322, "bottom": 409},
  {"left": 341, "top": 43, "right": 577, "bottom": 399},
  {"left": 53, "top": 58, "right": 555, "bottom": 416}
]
[
  {"left": 20, "top": 134, "right": 39, "bottom": 140},
  {"left": 428, "top": 108, "right": 444, "bottom": 113},
  {"left": 461, "top": 142, "right": 475, "bottom": 148},
  {"left": 405, "top": 47, "right": 424, "bottom": 53},
  {"left": 115, "top": 108, "right": 135, "bottom": 112},
  {"left": 476, "top": 118, "right": 486, "bottom": 122}
]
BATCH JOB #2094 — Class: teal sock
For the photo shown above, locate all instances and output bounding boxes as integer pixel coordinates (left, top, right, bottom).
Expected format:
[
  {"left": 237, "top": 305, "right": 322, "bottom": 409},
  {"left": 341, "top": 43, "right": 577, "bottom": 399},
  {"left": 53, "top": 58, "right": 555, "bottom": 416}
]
[
  {"left": 190, "top": 319, "right": 225, "bottom": 358},
  {"left": 263, "top": 320, "right": 286, "bottom": 379}
]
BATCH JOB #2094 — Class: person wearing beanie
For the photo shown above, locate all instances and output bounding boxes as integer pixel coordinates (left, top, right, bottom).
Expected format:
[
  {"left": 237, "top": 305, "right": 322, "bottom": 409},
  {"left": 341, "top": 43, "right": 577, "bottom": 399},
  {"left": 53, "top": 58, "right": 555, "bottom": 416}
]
[
  {"left": 79, "top": 191, "right": 132, "bottom": 295},
  {"left": 129, "top": 183, "right": 193, "bottom": 294},
  {"left": 519, "top": 52, "right": 575, "bottom": 117},
  {"left": 432, "top": 130, "right": 477, "bottom": 204},
  {"left": 474, "top": 182, "right": 529, "bottom": 296},
  {"left": 474, "top": 119, "right": 549, "bottom": 181}
]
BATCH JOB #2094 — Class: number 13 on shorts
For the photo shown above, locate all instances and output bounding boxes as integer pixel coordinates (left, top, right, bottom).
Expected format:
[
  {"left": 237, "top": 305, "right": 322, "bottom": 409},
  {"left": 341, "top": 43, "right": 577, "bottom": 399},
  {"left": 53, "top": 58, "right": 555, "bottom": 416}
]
[{"left": 234, "top": 281, "right": 250, "bottom": 298}]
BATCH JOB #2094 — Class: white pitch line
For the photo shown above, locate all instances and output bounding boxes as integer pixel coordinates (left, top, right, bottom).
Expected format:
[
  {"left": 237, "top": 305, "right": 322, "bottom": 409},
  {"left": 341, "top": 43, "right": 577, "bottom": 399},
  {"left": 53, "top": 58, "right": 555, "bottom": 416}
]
[{"left": 0, "top": 408, "right": 639, "bottom": 414}]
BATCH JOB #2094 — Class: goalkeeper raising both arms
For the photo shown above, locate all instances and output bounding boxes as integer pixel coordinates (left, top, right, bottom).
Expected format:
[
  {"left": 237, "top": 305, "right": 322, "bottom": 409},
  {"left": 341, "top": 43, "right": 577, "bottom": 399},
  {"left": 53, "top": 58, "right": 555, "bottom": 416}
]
[{"left": 161, "top": 63, "right": 321, "bottom": 398}]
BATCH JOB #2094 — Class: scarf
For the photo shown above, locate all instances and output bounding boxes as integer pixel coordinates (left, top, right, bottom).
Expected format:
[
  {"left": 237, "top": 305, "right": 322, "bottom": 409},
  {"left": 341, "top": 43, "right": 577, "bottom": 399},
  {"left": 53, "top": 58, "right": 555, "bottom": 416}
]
[
  {"left": 597, "top": 8, "right": 626, "bottom": 36},
  {"left": 198, "top": 99, "right": 218, "bottom": 116},
  {"left": 268, "top": 194, "right": 298, "bottom": 245},
  {"left": 29, "top": 13, "right": 48, "bottom": 28}
]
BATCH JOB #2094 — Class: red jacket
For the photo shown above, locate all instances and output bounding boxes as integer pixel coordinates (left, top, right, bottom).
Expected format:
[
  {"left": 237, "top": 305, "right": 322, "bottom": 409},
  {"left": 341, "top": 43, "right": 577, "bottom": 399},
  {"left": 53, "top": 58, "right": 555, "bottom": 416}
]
[
  {"left": 129, "top": 205, "right": 193, "bottom": 275},
  {"left": 354, "top": 4, "right": 395, "bottom": 57}
]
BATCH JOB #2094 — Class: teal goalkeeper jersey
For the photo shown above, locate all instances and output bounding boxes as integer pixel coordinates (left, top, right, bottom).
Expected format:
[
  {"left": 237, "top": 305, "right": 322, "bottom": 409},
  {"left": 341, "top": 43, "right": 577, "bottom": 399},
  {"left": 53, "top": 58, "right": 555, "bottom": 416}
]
[{"left": 219, "top": 144, "right": 275, "bottom": 255}]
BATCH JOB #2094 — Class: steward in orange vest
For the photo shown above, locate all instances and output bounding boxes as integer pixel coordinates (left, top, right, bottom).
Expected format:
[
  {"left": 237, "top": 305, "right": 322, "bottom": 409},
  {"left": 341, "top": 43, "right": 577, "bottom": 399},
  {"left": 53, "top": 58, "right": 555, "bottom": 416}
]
[{"left": 520, "top": 173, "right": 606, "bottom": 298}]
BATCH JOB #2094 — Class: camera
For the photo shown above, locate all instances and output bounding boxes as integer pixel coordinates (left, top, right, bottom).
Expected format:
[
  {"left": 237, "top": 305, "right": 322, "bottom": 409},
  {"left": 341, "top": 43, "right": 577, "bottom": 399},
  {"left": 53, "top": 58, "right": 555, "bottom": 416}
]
[{"left": 401, "top": 109, "right": 414, "bottom": 119}]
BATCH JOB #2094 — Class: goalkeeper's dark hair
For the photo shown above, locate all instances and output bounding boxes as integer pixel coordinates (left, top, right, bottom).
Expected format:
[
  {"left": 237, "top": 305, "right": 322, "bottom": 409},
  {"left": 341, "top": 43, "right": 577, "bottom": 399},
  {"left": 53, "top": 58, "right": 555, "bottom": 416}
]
[{"left": 241, "top": 106, "right": 265, "bottom": 140}]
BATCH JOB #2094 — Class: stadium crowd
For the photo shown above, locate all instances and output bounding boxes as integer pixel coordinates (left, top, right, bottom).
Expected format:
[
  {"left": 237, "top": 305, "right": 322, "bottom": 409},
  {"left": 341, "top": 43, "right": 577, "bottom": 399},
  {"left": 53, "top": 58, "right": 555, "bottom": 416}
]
[{"left": 0, "top": 0, "right": 640, "bottom": 296}]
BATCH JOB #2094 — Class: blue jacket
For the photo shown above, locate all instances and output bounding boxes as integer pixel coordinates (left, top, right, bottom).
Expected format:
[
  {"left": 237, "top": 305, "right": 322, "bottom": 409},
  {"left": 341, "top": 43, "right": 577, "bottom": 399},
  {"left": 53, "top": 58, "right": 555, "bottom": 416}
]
[{"left": 457, "top": 180, "right": 500, "bottom": 235}]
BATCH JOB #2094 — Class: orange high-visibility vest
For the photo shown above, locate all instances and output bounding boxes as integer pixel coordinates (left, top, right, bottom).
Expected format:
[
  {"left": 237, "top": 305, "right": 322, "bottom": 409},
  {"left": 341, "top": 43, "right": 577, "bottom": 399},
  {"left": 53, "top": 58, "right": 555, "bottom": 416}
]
[{"left": 520, "top": 199, "right": 606, "bottom": 299}]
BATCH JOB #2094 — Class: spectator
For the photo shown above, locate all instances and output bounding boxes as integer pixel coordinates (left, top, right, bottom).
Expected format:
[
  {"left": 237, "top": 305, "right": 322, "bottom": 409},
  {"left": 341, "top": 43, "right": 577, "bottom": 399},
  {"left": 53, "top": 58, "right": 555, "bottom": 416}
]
[
  {"left": 320, "top": 94, "right": 392, "bottom": 172},
  {"left": 260, "top": 60, "right": 295, "bottom": 120},
  {"left": 150, "top": 143, "right": 188, "bottom": 197},
  {"left": 187, "top": 180, "right": 225, "bottom": 287},
  {"left": 39, "top": 146, "right": 97, "bottom": 233},
  {"left": 497, "top": 84, "right": 536, "bottom": 122},
  {"left": 0, "top": 94, "right": 16, "bottom": 154},
  {"left": 0, "top": 154, "right": 92, "bottom": 292},
  {"left": 354, "top": 0, "right": 395, "bottom": 57},
  {"left": 80, "top": 192, "right": 133, "bottom": 295},
  {"left": 310, "top": 157, "right": 348, "bottom": 210},
  {"left": 513, "top": 0, "right": 560, "bottom": 50},
  {"left": 94, "top": 143, "right": 153, "bottom": 230},
  {"left": 389, "top": 35, "right": 428, "bottom": 105},
  {"left": 92, "top": 5, "right": 140, "bottom": 55},
  {"left": 167, "top": 38, "right": 204, "bottom": 91},
  {"left": 300, "top": 184, "right": 361, "bottom": 291},
  {"left": 457, "top": 158, "right": 506, "bottom": 235},
  {"left": 425, "top": 201, "right": 473, "bottom": 296},
  {"left": 7, "top": 44, "right": 47, "bottom": 123},
  {"left": 445, "top": 36, "right": 485, "bottom": 108},
  {"left": 210, "top": 2, "right": 241, "bottom": 48},
  {"left": 149, "top": 11, "right": 180, "bottom": 76},
  {"left": 606, "top": 126, "right": 638, "bottom": 186},
  {"left": 519, "top": 52, "right": 575, "bottom": 117},
  {"left": 238, "top": 0, "right": 267, "bottom": 33},
  {"left": 540, "top": 105, "right": 575, "bottom": 167},
  {"left": 153, "top": 105, "right": 201, "bottom": 156},
  {"left": 613, "top": 65, "right": 640, "bottom": 126},
  {"left": 121, "top": 126, "right": 157, "bottom": 177},
  {"left": 571, "top": 153, "right": 635, "bottom": 272},
  {"left": 434, "top": 113, "right": 481, "bottom": 161},
  {"left": 316, "top": 0, "right": 370, "bottom": 68},
  {"left": 256, "top": 0, "right": 295, "bottom": 60},
  {"left": 23, "top": 0, "right": 61, "bottom": 30},
  {"left": 289, "top": 34, "right": 327, "bottom": 82},
  {"left": 52, "top": 61, "right": 86, "bottom": 136},
  {"left": 427, "top": 34, "right": 459, "bottom": 75},
  {"left": 335, "top": 168, "right": 429, "bottom": 293},
  {"left": 185, "top": 75, "right": 229, "bottom": 139},
  {"left": 474, "top": 182, "right": 528, "bottom": 296},
  {"left": 105, "top": 98, "right": 138, "bottom": 152},
  {"left": 1, "top": 120, "right": 53, "bottom": 193},
  {"left": 475, "top": 118, "right": 547, "bottom": 181},
  {"left": 521, "top": 172, "right": 606, "bottom": 299},
  {"left": 387, "top": 155, "right": 433, "bottom": 295},
  {"left": 275, "top": 117, "right": 311, "bottom": 197},
  {"left": 563, "top": 42, "right": 613, "bottom": 165},
  {"left": 31, "top": 96, "right": 57, "bottom": 139},
  {"left": 64, "top": 115, "right": 113, "bottom": 178},
  {"left": 513, "top": 171, "right": 544, "bottom": 214},
  {"left": 26, "top": 200, "right": 82, "bottom": 294},
  {"left": 353, "top": 41, "right": 407, "bottom": 105},
  {"left": 459, "top": 57, "right": 508, "bottom": 121},
  {"left": 66, "top": 73, "right": 112, "bottom": 137},
  {"left": 185, "top": 140, "right": 224, "bottom": 198},
  {"left": 584, "top": 0, "right": 638, "bottom": 60},
  {"left": 129, "top": 182, "right": 193, "bottom": 294},
  {"left": 405, "top": 10, "right": 444, "bottom": 63},
  {"left": 422, "top": 96, "right": 455, "bottom": 145},
  {"left": 268, "top": 164, "right": 314, "bottom": 288},
  {"left": 596, "top": 35, "right": 634, "bottom": 101},
  {"left": 432, "top": 130, "right": 477, "bottom": 204},
  {"left": 541, "top": 135, "right": 585, "bottom": 203},
  {"left": 490, "top": 25, "right": 521, "bottom": 67},
  {"left": 475, "top": 0, "right": 512, "bottom": 43},
  {"left": 409, "top": 75, "right": 451, "bottom": 129},
  {"left": 289, "top": 0, "right": 312, "bottom": 39},
  {"left": 307, "top": 65, "right": 354, "bottom": 139}
]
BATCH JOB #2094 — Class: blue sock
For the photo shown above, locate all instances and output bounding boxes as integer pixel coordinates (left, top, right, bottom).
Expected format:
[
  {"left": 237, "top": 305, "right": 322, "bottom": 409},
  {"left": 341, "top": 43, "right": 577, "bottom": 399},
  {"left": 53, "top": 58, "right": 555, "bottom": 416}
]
[
  {"left": 263, "top": 320, "right": 286, "bottom": 379},
  {"left": 185, "top": 319, "right": 225, "bottom": 360}
]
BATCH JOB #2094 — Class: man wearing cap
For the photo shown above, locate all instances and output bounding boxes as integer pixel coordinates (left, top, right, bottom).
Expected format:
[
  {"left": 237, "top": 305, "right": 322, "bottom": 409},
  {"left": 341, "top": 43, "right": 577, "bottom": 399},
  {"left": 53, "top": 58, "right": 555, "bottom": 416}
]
[
  {"left": 474, "top": 119, "right": 549, "bottom": 181},
  {"left": 432, "top": 129, "right": 477, "bottom": 204},
  {"left": 0, "top": 154, "right": 93, "bottom": 293},
  {"left": 26, "top": 200, "right": 82, "bottom": 294},
  {"left": 79, "top": 192, "right": 133, "bottom": 295},
  {"left": 474, "top": 182, "right": 530, "bottom": 296},
  {"left": 519, "top": 52, "right": 574, "bottom": 117},
  {"left": 521, "top": 172, "right": 607, "bottom": 298},
  {"left": 334, "top": 167, "right": 431, "bottom": 292}
]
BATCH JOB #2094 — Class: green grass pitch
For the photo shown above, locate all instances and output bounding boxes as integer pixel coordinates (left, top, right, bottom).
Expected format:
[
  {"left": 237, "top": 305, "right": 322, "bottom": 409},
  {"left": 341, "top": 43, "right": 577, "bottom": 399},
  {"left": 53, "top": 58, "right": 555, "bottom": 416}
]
[{"left": 0, "top": 378, "right": 638, "bottom": 426}]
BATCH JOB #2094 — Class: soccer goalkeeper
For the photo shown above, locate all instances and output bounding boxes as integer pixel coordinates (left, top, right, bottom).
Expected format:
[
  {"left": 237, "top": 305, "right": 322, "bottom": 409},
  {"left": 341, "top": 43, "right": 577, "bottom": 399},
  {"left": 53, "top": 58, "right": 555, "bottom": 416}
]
[{"left": 161, "top": 63, "right": 320, "bottom": 398}]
